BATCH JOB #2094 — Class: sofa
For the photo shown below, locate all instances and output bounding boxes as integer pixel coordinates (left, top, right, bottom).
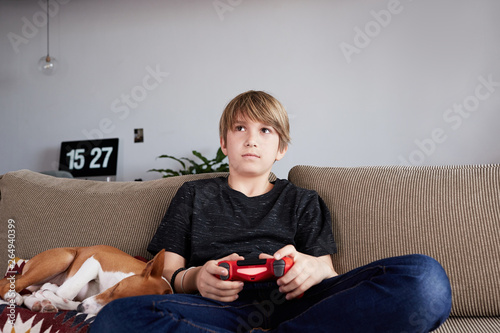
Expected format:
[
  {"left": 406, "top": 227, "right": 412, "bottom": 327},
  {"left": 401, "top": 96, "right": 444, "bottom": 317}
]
[{"left": 0, "top": 165, "right": 499, "bottom": 332}]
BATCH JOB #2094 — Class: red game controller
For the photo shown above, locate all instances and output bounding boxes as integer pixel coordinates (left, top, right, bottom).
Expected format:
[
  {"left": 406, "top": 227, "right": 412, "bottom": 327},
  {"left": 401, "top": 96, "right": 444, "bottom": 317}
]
[{"left": 218, "top": 257, "right": 293, "bottom": 282}]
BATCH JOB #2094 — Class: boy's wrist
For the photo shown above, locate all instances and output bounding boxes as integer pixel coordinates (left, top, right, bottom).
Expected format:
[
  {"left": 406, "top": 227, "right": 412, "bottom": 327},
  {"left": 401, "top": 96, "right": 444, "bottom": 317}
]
[
  {"left": 182, "top": 266, "right": 201, "bottom": 294},
  {"left": 180, "top": 267, "right": 197, "bottom": 293},
  {"left": 170, "top": 267, "right": 186, "bottom": 293}
]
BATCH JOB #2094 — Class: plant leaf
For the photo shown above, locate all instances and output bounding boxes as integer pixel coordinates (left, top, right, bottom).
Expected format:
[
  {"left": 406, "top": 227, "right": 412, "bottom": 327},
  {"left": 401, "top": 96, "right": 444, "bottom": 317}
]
[
  {"left": 215, "top": 148, "right": 227, "bottom": 163},
  {"left": 192, "top": 150, "right": 210, "bottom": 165},
  {"left": 157, "top": 155, "right": 186, "bottom": 169},
  {"left": 150, "top": 147, "right": 229, "bottom": 177}
]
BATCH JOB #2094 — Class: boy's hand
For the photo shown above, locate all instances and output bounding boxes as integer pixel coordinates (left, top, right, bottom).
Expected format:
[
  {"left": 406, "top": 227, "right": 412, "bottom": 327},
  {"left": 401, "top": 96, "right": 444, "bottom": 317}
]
[
  {"left": 259, "top": 245, "right": 337, "bottom": 300},
  {"left": 196, "top": 253, "right": 244, "bottom": 302}
]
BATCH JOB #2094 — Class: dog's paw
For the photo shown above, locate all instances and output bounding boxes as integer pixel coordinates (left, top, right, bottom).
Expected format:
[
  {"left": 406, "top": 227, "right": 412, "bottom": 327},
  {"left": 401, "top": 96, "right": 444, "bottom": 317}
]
[
  {"left": 40, "top": 299, "right": 58, "bottom": 313},
  {"left": 4, "top": 291, "right": 23, "bottom": 306},
  {"left": 34, "top": 289, "right": 79, "bottom": 311},
  {"left": 31, "top": 300, "right": 42, "bottom": 312},
  {"left": 24, "top": 294, "right": 43, "bottom": 312},
  {"left": 29, "top": 299, "right": 59, "bottom": 313}
]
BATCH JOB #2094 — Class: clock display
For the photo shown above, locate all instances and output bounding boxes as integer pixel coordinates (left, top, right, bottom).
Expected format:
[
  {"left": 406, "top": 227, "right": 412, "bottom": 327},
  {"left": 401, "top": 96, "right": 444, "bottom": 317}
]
[{"left": 59, "top": 138, "right": 119, "bottom": 177}]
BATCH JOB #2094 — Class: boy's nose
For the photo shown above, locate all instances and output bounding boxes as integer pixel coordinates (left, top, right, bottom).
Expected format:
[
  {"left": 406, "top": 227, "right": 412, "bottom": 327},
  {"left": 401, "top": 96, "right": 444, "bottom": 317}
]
[
  {"left": 245, "top": 140, "right": 257, "bottom": 147},
  {"left": 245, "top": 132, "right": 258, "bottom": 147}
]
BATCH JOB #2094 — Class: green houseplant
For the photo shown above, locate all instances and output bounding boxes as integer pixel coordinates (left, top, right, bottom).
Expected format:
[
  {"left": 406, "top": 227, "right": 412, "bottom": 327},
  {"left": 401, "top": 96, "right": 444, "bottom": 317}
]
[{"left": 149, "top": 148, "right": 229, "bottom": 178}]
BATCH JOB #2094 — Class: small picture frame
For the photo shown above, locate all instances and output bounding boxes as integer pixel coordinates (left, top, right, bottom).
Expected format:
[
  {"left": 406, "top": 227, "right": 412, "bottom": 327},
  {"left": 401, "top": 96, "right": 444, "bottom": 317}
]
[{"left": 134, "top": 128, "right": 144, "bottom": 143}]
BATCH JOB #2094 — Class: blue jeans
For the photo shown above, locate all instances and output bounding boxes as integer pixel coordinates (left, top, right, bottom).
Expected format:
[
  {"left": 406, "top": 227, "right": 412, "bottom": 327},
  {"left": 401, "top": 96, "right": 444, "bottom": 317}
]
[{"left": 90, "top": 254, "right": 452, "bottom": 333}]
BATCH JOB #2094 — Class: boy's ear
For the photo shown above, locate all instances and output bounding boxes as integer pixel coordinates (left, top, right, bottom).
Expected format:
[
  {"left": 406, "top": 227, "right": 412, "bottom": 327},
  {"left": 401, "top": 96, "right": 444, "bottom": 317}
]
[
  {"left": 220, "top": 137, "right": 228, "bottom": 156},
  {"left": 275, "top": 145, "right": 288, "bottom": 161}
]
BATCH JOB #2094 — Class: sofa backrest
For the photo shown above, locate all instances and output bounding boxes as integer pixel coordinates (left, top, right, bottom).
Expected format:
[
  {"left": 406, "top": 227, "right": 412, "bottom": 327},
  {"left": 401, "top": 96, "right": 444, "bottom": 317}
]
[
  {"left": 2, "top": 166, "right": 499, "bottom": 317},
  {"left": 288, "top": 164, "right": 500, "bottom": 317},
  {"left": 0, "top": 170, "right": 228, "bottom": 276}
]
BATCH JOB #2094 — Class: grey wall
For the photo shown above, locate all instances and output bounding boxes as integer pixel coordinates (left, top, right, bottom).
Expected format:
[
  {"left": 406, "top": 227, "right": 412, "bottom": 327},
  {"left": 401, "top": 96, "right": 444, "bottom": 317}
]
[{"left": 1, "top": 0, "right": 499, "bottom": 180}]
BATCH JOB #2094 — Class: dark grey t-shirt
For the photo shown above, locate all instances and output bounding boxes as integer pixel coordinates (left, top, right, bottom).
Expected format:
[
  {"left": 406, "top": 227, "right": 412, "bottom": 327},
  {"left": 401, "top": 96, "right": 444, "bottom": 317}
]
[{"left": 148, "top": 177, "right": 336, "bottom": 267}]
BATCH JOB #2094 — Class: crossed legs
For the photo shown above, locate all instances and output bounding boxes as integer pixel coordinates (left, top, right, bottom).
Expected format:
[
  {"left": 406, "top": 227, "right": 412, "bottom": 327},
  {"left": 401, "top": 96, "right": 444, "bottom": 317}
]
[{"left": 90, "top": 254, "right": 452, "bottom": 333}]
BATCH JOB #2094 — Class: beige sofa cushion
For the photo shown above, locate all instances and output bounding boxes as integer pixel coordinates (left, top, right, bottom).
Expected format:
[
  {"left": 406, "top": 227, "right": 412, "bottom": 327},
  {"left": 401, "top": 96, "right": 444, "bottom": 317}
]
[
  {"left": 435, "top": 316, "right": 500, "bottom": 333},
  {"left": 288, "top": 165, "right": 500, "bottom": 317},
  {"left": 0, "top": 169, "right": 227, "bottom": 275}
]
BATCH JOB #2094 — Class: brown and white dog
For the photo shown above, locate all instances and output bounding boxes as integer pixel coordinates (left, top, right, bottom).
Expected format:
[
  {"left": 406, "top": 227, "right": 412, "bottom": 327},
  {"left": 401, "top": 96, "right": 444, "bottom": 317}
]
[{"left": 0, "top": 245, "right": 171, "bottom": 314}]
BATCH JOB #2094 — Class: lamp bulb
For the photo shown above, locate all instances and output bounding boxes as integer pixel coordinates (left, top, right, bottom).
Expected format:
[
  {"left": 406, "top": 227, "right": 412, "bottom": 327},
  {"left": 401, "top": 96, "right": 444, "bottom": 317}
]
[{"left": 38, "top": 55, "right": 58, "bottom": 75}]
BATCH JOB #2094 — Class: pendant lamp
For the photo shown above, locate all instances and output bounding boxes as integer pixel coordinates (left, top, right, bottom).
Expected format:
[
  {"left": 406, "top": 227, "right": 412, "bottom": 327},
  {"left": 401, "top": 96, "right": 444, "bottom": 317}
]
[{"left": 38, "top": 0, "right": 58, "bottom": 75}]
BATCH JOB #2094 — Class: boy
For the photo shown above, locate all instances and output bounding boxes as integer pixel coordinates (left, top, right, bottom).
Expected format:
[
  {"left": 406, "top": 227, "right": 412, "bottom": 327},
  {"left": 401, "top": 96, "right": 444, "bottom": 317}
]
[{"left": 91, "top": 91, "right": 451, "bottom": 332}]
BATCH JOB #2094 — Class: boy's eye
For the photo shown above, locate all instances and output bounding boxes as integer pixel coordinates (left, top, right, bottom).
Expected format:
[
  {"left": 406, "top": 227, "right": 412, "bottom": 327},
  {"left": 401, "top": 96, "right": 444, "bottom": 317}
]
[
  {"left": 261, "top": 128, "right": 271, "bottom": 134},
  {"left": 235, "top": 125, "right": 245, "bottom": 131}
]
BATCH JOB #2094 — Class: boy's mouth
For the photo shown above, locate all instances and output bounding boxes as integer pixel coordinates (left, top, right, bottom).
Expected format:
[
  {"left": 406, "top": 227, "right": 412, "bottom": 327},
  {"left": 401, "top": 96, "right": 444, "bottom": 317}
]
[{"left": 242, "top": 153, "right": 260, "bottom": 158}]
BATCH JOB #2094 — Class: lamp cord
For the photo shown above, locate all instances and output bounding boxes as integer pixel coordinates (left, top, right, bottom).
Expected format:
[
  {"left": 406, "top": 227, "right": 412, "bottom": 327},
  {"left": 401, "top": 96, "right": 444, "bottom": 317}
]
[{"left": 46, "top": 0, "right": 50, "bottom": 57}]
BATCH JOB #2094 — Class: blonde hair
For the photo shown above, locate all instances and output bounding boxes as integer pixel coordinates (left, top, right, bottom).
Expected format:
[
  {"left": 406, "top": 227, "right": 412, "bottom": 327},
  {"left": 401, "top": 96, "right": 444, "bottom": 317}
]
[{"left": 219, "top": 91, "right": 291, "bottom": 152}]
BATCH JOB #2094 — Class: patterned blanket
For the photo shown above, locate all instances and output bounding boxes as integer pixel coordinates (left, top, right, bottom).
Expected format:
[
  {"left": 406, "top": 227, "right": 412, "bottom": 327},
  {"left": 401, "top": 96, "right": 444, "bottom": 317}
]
[{"left": 0, "top": 301, "right": 95, "bottom": 333}]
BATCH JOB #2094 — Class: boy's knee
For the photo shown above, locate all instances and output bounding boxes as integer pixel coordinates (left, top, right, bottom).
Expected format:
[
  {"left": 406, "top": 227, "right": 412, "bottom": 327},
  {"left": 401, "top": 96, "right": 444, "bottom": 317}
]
[
  {"left": 401, "top": 254, "right": 452, "bottom": 330},
  {"left": 407, "top": 255, "right": 451, "bottom": 297}
]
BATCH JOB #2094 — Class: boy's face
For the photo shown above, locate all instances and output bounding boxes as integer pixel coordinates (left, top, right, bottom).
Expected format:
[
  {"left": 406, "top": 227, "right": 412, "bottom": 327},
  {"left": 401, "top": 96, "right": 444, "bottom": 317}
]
[{"left": 220, "top": 115, "right": 287, "bottom": 179}]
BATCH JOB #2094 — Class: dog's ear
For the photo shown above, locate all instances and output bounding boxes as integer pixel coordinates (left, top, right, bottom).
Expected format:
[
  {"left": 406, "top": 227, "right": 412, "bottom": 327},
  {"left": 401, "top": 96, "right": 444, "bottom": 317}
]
[{"left": 143, "top": 249, "right": 165, "bottom": 279}]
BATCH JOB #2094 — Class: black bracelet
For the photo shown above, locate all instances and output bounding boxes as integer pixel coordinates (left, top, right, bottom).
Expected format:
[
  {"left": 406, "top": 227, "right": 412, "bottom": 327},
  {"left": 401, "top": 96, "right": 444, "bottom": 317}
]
[{"left": 170, "top": 267, "right": 186, "bottom": 294}]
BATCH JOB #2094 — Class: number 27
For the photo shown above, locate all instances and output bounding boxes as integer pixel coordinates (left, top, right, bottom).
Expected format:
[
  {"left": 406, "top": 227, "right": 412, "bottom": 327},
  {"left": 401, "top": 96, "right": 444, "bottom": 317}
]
[{"left": 90, "top": 147, "right": 113, "bottom": 169}]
